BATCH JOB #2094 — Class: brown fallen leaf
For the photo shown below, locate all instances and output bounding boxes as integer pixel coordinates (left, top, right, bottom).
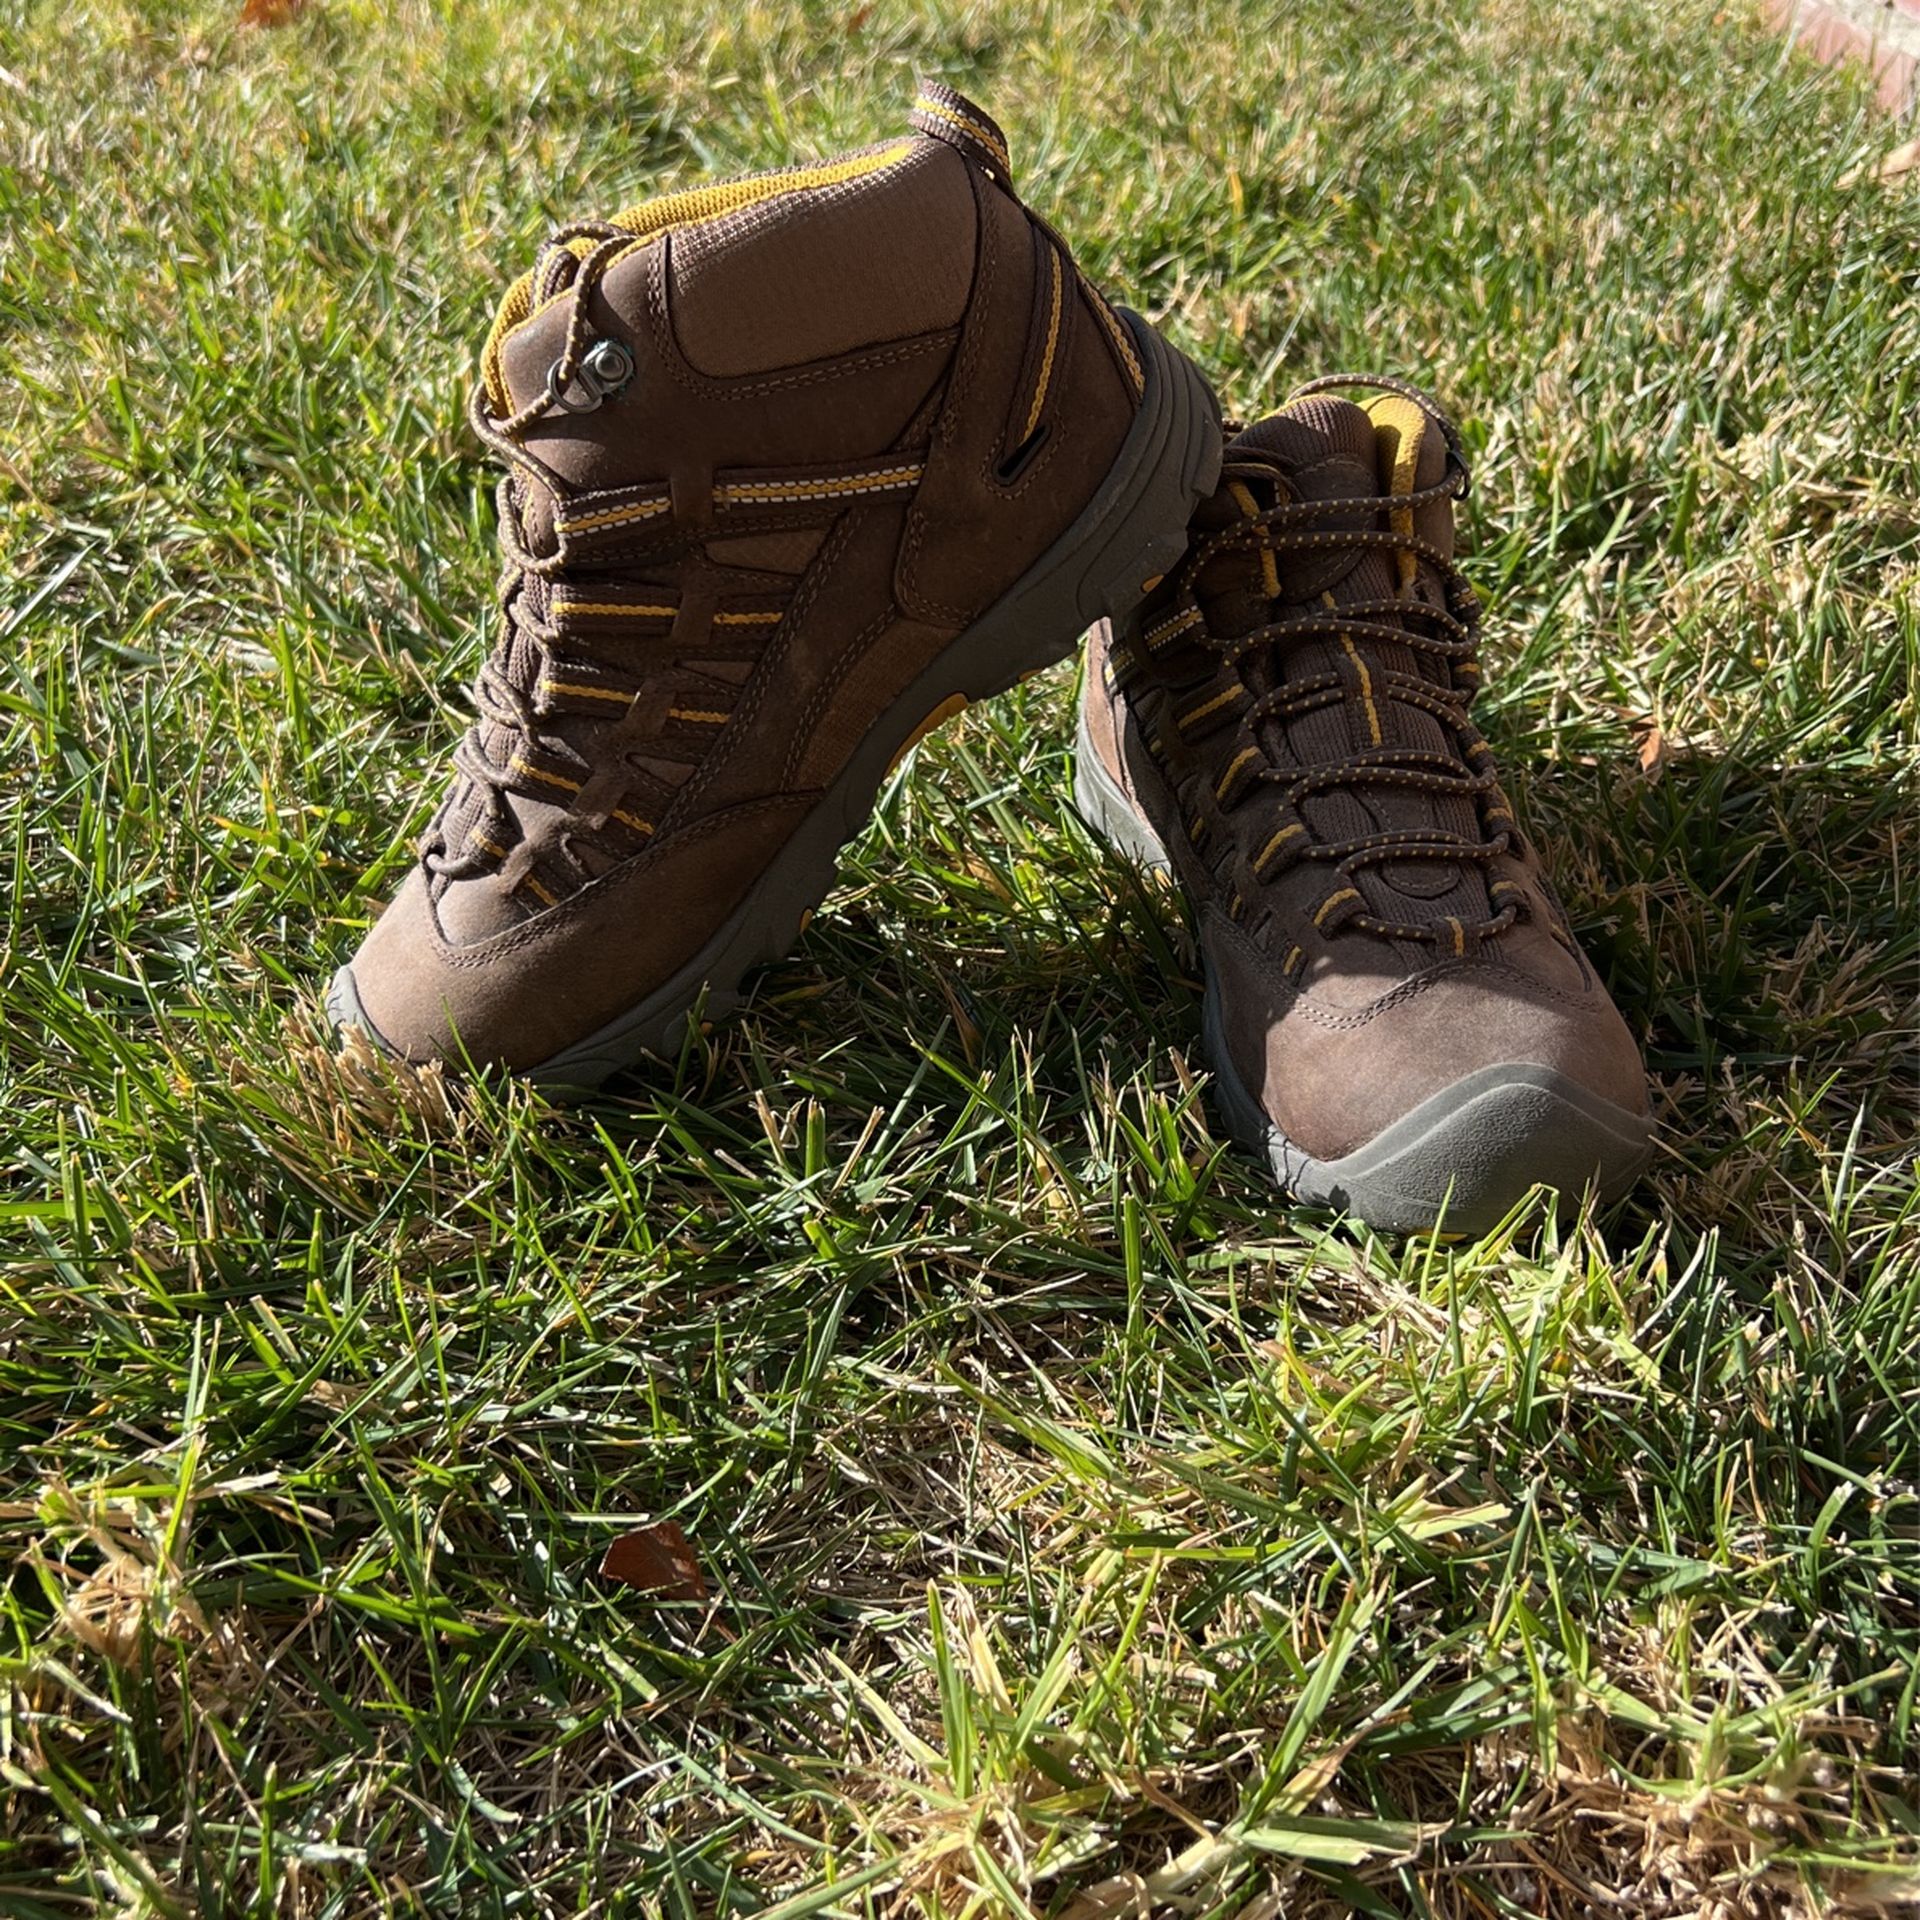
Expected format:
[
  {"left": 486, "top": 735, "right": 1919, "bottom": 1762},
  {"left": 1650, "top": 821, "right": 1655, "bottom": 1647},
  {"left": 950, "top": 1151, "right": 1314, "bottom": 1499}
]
[
  {"left": 1840, "top": 138, "right": 1920, "bottom": 188},
  {"left": 1637, "top": 724, "right": 1669, "bottom": 782},
  {"left": 599, "top": 1520, "right": 707, "bottom": 1601},
  {"left": 239, "top": 0, "right": 309, "bottom": 25},
  {"left": 1876, "top": 138, "right": 1920, "bottom": 182}
]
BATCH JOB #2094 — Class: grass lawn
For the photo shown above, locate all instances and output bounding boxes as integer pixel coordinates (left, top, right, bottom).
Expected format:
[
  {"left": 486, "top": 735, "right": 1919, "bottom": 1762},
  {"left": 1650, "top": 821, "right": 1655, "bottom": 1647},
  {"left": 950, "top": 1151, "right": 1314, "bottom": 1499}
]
[{"left": 3, "top": 0, "right": 1918, "bottom": 1913}]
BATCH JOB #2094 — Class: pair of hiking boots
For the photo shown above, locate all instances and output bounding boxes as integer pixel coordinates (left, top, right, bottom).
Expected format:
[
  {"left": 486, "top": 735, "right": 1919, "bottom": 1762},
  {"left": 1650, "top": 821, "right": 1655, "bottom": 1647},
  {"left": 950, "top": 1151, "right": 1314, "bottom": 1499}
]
[{"left": 329, "top": 81, "right": 1654, "bottom": 1233}]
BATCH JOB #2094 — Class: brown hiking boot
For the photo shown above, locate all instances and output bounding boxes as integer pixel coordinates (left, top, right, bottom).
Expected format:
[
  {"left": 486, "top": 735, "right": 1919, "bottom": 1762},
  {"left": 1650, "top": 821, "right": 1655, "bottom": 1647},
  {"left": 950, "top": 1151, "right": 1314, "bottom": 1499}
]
[
  {"left": 1075, "top": 377, "right": 1652, "bottom": 1233},
  {"left": 329, "top": 80, "right": 1221, "bottom": 1086}
]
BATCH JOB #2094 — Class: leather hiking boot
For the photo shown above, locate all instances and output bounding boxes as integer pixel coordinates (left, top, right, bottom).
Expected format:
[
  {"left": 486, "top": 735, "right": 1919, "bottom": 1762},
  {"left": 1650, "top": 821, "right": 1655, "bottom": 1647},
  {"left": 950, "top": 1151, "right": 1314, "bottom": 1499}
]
[
  {"left": 328, "top": 79, "right": 1222, "bottom": 1086},
  {"left": 1075, "top": 377, "right": 1652, "bottom": 1233}
]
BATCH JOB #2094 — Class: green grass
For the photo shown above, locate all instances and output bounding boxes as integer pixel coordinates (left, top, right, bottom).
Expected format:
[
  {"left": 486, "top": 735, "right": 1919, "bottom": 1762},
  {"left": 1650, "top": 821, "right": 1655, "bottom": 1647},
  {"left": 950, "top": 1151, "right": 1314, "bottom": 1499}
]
[{"left": 3, "top": 0, "right": 1917, "bottom": 1913}]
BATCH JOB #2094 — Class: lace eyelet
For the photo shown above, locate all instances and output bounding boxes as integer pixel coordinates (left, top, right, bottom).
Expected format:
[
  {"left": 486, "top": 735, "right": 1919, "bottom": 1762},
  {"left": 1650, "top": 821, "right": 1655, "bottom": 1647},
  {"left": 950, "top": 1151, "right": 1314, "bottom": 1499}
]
[
  {"left": 545, "top": 360, "right": 602, "bottom": 414},
  {"left": 544, "top": 338, "right": 636, "bottom": 415},
  {"left": 582, "top": 338, "right": 634, "bottom": 396}
]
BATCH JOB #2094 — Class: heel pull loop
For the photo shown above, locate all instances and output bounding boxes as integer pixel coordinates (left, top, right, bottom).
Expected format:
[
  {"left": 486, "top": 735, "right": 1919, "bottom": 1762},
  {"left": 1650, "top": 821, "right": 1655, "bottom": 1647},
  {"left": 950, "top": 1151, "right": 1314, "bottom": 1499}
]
[{"left": 909, "top": 78, "right": 1018, "bottom": 200}]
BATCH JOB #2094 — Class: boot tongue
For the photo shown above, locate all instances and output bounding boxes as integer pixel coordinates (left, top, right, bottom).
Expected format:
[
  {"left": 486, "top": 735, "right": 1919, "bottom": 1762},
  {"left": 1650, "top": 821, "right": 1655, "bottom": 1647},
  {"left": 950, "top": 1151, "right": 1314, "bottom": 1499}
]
[
  {"left": 467, "top": 255, "right": 570, "bottom": 557},
  {"left": 1207, "top": 395, "right": 1489, "bottom": 920},
  {"left": 1232, "top": 397, "right": 1388, "bottom": 597},
  {"left": 480, "top": 233, "right": 651, "bottom": 531},
  {"left": 482, "top": 239, "right": 587, "bottom": 413},
  {"left": 1189, "top": 398, "right": 1385, "bottom": 640}
]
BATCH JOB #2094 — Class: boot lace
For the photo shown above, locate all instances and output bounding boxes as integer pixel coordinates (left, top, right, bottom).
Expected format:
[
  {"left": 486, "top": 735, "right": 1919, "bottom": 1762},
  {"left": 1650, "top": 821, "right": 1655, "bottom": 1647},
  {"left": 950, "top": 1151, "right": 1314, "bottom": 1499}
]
[
  {"left": 1166, "top": 374, "right": 1527, "bottom": 948},
  {"left": 425, "top": 225, "right": 699, "bottom": 887}
]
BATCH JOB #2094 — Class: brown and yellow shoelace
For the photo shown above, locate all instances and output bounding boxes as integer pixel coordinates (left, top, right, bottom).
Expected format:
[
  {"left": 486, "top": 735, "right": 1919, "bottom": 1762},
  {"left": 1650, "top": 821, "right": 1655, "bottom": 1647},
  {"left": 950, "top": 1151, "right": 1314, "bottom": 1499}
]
[
  {"left": 1140, "top": 375, "right": 1534, "bottom": 950},
  {"left": 424, "top": 229, "right": 671, "bottom": 890}
]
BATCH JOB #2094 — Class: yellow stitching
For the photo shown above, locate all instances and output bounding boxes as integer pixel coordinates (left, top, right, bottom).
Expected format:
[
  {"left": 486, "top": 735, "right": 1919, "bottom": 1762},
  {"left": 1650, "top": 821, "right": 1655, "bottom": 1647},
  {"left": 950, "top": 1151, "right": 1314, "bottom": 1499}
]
[
  {"left": 1179, "top": 684, "right": 1246, "bottom": 729},
  {"left": 474, "top": 835, "right": 507, "bottom": 860},
  {"left": 1338, "top": 633, "right": 1383, "bottom": 746},
  {"left": 1019, "top": 246, "right": 1063, "bottom": 443},
  {"left": 509, "top": 756, "right": 581, "bottom": 792},
  {"left": 1216, "top": 746, "right": 1261, "bottom": 799},
  {"left": 611, "top": 808, "right": 654, "bottom": 834},
  {"left": 1448, "top": 916, "right": 1465, "bottom": 956},
  {"left": 1255, "top": 822, "right": 1305, "bottom": 870},
  {"left": 524, "top": 875, "right": 558, "bottom": 908},
  {"left": 1284, "top": 945, "right": 1304, "bottom": 974},
  {"left": 1095, "top": 292, "right": 1144, "bottom": 393},
  {"left": 1314, "top": 887, "right": 1360, "bottom": 926},
  {"left": 716, "top": 465, "right": 924, "bottom": 505},
  {"left": 562, "top": 499, "right": 670, "bottom": 533},
  {"left": 712, "top": 609, "right": 783, "bottom": 625},
  {"left": 540, "top": 679, "right": 632, "bottom": 703},
  {"left": 552, "top": 599, "right": 676, "bottom": 618},
  {"left": 731, "top": 465, "right": 921, "bottom": 495},
  {"left": 912, "top": 96, "right": 1012, "bottom": 173},
  {"left": 1146, "top": 607, "right": 1202, "bottom": 650},
  {"left": 669, "top": 707, "right": 729, "bottom": 725}
]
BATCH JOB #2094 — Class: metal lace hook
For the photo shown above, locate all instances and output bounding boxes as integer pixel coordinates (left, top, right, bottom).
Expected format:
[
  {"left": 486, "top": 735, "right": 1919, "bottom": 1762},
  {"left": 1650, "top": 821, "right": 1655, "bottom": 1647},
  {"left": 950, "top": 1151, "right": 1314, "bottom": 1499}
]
[{"left": 543, "top": 337, "right": 636, "bottom": 416}]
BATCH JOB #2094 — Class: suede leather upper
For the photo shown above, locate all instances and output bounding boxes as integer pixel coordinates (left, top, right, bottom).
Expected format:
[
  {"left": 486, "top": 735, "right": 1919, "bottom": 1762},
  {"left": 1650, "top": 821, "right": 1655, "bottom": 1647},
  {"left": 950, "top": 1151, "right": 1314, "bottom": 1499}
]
[
  {"left": 340, "top": 88, "right": 1145, "bottom": 1070},
  {"left": 1080, "top": 390, "right": 1651, "bottom": 1167}
]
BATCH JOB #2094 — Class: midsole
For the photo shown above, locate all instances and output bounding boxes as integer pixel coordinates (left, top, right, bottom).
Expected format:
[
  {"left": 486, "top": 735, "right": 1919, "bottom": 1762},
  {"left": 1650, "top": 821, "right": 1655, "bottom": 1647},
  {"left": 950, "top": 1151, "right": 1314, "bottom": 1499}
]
[
  {"left": 1200, "top": 963, "right": 1652, "bottom": 1215},
  {"left": 1071, "top": 692, "right": 1171, "bottom": 870}
]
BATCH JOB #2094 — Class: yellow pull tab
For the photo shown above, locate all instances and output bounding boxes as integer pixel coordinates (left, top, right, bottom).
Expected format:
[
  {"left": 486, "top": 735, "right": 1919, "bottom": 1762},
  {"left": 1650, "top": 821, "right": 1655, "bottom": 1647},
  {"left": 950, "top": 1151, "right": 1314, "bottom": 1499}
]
[
  {"left": 1365, "top": 394, "right": 1429, "bottom": 595},
  {"left": 910, "top": 78, "right": 1017, "bottom": 196}
]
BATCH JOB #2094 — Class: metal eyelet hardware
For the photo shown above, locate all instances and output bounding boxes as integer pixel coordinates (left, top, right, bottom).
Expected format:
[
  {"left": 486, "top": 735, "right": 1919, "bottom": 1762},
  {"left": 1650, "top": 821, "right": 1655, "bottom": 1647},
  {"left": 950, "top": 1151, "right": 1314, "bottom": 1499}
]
[
  {"left": 582, "top": 338, "right": 634, "bottom": 395},
  {"left": 544, "top": 337, "right": 636, "bottom": 415}
]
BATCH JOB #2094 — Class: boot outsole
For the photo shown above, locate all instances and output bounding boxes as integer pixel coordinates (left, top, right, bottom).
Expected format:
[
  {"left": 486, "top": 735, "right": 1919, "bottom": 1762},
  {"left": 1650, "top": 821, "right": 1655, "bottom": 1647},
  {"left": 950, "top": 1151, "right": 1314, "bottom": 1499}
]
[
  {"left": 331, "top": 310, "right": 1223, "bottom": 1092},
  {"left": 1071, "top": 702, "right": 1654, "bottom": 1236}
]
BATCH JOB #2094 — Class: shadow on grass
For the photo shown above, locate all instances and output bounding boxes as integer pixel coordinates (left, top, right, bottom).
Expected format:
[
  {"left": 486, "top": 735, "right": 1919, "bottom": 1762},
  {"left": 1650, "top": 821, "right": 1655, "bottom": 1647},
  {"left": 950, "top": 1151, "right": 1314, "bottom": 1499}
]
[{"left": 719, "top": 731, "right": 1916, "bottom": 1264}]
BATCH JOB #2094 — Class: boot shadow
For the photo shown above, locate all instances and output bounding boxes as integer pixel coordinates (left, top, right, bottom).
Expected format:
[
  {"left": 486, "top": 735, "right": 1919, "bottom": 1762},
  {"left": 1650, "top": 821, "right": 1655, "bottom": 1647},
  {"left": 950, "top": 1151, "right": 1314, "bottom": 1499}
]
[{"left": 706, "top": 712, "right": 1915, "bottom": 1260}]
